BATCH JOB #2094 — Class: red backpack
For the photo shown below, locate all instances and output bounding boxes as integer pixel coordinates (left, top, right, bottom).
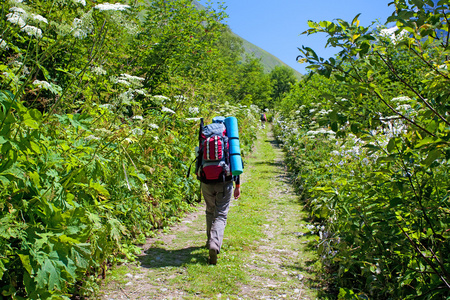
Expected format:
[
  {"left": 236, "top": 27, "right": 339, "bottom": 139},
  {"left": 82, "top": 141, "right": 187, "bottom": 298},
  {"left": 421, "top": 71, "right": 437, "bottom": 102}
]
[{"left": 195, "top": 121, "right": 231, "bottom": 183}]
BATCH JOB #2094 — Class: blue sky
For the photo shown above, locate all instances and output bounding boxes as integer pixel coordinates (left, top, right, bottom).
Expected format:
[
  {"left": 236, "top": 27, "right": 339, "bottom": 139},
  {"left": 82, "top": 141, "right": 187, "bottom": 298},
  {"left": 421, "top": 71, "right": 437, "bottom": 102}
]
[{"left": 198, "top": 0, "right": 395, "bottom": 74}]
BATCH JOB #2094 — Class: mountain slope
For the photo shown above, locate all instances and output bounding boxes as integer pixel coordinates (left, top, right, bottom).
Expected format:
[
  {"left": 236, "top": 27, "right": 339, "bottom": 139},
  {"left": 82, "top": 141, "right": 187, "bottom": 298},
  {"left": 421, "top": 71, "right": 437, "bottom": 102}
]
[
  {"left": 193, "top": 1, "right": 303, "bottom": 79},
  {"left": 236, "top": 33, "right": 303, "bottom": 79}
]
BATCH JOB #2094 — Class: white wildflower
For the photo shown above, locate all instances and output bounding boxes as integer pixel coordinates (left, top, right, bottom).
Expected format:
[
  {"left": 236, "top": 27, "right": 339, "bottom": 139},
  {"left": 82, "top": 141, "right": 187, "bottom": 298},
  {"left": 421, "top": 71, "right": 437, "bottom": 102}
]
[
  {"left": 132, "top": 115, "right": 143, "bottom": 120},
  {"left": 70, "top": 13, "right": 94, "bottom": 39},
  {"left": 95, "top": 128, "right": 112, "bottom": 135},
  {"left": 91, "top": 65, "right": 107, "bottom": 76},
  {"left": 21, "top": 25, "right": 42, "bottom": 38},
  {"left": 9, "top": 7, "right": 27, "bottom": 17},
  {"left": 331, "top": 150, "right": 340, "bottom": 156},
  {"left": 189, "top": 107, "right": 199, "bottom": 114},
  {"left": 309, "top": 109, "right": 316, "bottom": 113},
  {"left": 94, "top": 2, "right": 130, "bottom": 11},
  {"left": 31, "top": 14, "right": 48, "bottom": 24},
  {"left": 162, "top": 106, "right": 175, "bottom": 114},
  {"left": 154, "top": 136, "right": 159, "bottom": 141},
  {"left": 396, "top": 104, "right": 412, "bottom": 111},
  {"left": 0, "top": 40, "right": 8, "bottom": 50},
  {"left": 116, "top": 79, "right": 131, "bottom": 86},
  {"left": 120, "top": 73, "right": 144, "bottom": 82},
  {"left": 391, "top": 96, "right": 411, "bottom": 103},
  {"left": 6, "top": 13, "right": 26, "bottom": 27},
  {"left": 118, "top": 89, "right": 134, "bottom": 103},
  {"left": 124, "top": 138, "right": 134, "bottom": 143},
  {"left": 72, "top": 0, "right": 86, "bottom": 5},
  {"left": 174, "top": 95, "right": 186, "bottom": 102},
  {"left": 153, "top": 95, "right": 170, "bottom": 104},
  {"left": 86, "top": 134, "right": 100, "bottom": 141},
  {"left": 73, "top": 29, "right": 87, "bottom": 39},
  {"left": 148, "top": 123, "right": 159, "bottom": 129},
  {"left": 134, "top": 89, "right": 147, "bottom": 95},
  {"left": 99, "top": 103, "right": 114, "bottom": 110},
  {"left": 33, "top": 80, "right": 51, "bottom": 89},
  {"left": 186, "top": 118, "right": 201, "bottom": 121},
  {"left": 131, "top": 128, "right": 144, "bottom": 136}
]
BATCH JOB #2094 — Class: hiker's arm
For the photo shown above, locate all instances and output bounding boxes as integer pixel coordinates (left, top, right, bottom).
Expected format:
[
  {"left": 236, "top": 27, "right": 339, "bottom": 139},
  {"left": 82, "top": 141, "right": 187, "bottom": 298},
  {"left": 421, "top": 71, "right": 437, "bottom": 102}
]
[{"left": 234, "top": 176, "right": 241, "bottom": 199}]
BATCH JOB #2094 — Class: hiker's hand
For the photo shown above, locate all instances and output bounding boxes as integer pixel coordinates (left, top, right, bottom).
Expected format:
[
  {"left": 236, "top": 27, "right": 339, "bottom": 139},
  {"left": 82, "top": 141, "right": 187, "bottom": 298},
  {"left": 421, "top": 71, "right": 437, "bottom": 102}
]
[{"left": 234, "top": 186, "right": 241, "bottom": 199}]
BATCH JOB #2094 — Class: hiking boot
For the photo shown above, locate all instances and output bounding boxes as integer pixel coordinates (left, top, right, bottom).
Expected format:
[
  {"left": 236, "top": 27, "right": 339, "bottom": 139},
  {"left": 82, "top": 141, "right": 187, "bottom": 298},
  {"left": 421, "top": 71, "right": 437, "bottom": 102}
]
[{"left": 208, "top": 249, "right": 217, "bottom": 265}]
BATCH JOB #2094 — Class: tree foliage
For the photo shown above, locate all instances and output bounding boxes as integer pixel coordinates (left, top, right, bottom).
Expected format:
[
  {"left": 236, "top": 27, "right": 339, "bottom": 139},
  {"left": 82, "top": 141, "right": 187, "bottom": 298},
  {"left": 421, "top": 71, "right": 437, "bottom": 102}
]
[
  {"left": 276, "top": 0, "right": 450, "bottom": 298},
  {"left": 0, "top": 0, "right": 263, "bottom": 297},
  {"left": 269, "top": 65, "right": 297, "bottom": 108}
]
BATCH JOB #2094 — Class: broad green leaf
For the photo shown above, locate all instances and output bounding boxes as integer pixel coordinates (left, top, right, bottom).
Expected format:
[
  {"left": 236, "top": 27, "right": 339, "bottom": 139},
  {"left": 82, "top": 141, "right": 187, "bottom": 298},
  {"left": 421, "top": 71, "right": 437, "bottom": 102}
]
[
  {"left": 18, "top": 254, "right": 33, "bottom": 275},
  {"left": 89, "top": 180, "right": 110, "bottom": 198},
  {"left": 423, "top": 149, "right": 441, "bottom": 166}
]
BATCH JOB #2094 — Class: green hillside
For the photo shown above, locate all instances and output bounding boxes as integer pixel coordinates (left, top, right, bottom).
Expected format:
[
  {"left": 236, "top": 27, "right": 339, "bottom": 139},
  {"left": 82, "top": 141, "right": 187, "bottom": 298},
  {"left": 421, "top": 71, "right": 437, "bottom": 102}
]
[
  {"left": 193, "top": 1, "right": 303, "bottom": 79},
  {"left": 236, "top": 33, "right": 303, "bottom": 79}
]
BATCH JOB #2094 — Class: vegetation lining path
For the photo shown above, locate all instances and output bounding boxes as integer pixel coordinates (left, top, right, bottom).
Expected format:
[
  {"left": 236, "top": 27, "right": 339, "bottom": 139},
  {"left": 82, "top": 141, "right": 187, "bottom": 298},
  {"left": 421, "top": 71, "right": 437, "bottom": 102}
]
[{"left": 100, "top": 127, "right": 319, "bottom": 299}]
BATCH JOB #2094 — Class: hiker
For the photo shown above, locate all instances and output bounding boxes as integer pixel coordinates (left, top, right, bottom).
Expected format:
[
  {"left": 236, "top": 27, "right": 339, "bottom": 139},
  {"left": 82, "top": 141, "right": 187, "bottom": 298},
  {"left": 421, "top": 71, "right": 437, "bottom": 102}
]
[
  {"left": 194, "top": 116, "right": 242, "bottom": 265},
  {"left": 260, "top": 112, "right": 267, "bottom": 128},
  {"left": 201, "top": 171, "right": 240, "bottom": 265}
]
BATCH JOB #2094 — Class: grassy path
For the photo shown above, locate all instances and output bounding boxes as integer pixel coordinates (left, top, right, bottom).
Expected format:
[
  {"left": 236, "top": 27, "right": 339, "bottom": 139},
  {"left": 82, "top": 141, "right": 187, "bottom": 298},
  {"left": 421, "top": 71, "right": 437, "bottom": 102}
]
[{"left": 99, "top": 127, "right": 319, "bottom": 299}]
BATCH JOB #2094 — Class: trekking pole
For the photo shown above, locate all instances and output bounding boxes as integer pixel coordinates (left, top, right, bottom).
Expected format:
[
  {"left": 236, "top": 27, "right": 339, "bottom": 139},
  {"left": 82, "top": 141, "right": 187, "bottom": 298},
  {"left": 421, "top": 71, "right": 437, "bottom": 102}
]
[{"left": 196, "top": 118, "right": 204, "bottom": 203}]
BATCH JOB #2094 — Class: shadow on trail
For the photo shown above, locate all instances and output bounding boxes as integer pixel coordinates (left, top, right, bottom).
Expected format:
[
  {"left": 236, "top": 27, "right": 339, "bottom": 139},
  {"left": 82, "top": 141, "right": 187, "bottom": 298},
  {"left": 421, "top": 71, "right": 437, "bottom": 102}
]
[
  {"left": 138, "top": 246, "right": 206, "bottom": 268},
  {"left": 265, "top": 139, "right": 280, "bottom": 148}
]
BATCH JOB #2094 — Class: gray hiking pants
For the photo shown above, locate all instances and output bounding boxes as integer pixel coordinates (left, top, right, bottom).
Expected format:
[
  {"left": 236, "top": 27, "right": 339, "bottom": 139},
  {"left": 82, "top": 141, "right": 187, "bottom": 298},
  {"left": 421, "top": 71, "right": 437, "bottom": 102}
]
[{"left": 201, "top": 181, "right": 233, "bottom": 253}]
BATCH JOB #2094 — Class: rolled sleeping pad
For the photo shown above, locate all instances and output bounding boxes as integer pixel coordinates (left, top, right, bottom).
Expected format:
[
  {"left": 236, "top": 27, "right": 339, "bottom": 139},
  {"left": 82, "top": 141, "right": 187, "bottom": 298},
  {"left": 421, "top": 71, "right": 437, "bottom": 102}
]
[{"left": 224, "top": 116, "right": 243, "bottom": 176}]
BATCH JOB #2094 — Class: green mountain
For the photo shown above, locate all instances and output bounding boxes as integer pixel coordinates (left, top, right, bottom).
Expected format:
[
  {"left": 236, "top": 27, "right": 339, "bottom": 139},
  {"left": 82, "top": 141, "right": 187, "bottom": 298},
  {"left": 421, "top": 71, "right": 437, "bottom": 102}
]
[
  {"left": 235, "top": 33, "right": 303, "bottom": 79},
  {"left": 193, "top": 1, "right": 303, "bottom": 79}
]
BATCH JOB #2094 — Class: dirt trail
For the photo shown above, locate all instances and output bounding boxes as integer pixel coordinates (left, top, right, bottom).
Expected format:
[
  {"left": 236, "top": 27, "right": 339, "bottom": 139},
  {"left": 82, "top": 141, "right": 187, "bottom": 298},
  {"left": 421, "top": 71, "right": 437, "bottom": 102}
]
[{"left": 99, "top": 128, "right": 319, "bottom": 299}]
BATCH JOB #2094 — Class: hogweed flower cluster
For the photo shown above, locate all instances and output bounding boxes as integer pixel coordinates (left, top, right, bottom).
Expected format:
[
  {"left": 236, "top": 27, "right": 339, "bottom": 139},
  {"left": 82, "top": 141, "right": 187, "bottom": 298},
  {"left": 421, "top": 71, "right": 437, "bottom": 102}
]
[{"left": 94, "top": 2, "right": 130, "bottom": 11}]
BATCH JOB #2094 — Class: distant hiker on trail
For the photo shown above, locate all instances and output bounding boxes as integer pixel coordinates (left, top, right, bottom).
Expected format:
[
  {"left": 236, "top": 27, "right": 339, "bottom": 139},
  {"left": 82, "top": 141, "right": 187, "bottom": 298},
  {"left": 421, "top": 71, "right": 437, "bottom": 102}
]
[
  {"left": 193, "top": 116, "right": 243, "bottom": 265},
  {"left": 260, "top": 112, "right": 267, "bottom": 128}
]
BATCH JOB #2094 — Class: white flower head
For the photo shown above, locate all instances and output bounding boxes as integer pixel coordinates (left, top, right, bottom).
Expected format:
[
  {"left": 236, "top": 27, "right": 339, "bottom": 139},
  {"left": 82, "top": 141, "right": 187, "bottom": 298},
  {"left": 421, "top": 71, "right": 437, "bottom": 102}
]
[
  {"left": 134, "top": 89, "right": 147, "bottom": 96},
  {"left": 33, "top": 80, "right": 62, "bottom": 94},
  {"left": 174, "top": 95, "right": 186, "bottom": 102},
  {"left": 94, "top": 2, "right": 130, "bottom": 11},
  {"left": 91, "top": 65, "right": 107, "bottom": 76},
  {"left": 189, "top": 107, "right": 199, "bottom": 115},
  {"left": 148, "top": 123, "right": 159, "bottom": 130},
  {"left": 0, "top": 40, "right": 8, "bottom": 50},
  {"left": 33, "top": 80, "right": 51, "bottom": 90},
  {"left": 132, "top": 115, "right": 143, "bottom": 120},
  {"left": 152, "top": 95, "right": 169, "bottom": 104},
  {"left": 21, "top": 25, "right": 42, "bottom": 38},
  {"left": 162, "top": 106, "right": 175, "bottom": 114},
  {"left": 131, "top": 128, "right": 144, "bottom": 136},
  {"left": 86, "top": 134, "right": 100, "bottom": 141},
  {"left": 391, "top": 96, "right": 411, "bottom": 103},
  {"left": 31, "top": 14, "right": 48, "bottom": 24},
  {"left": 6, "top": 13, "right": 26, "bottom": 27},
  {"left": 118, "top": 89, "right": 134, "bottom": 104},
  {"left": 99, "top": 103, "right": 114, "bottom": 110},
  {"left": 118, "top": 73, "right": 144, "bottom": 87},
  {"left": 72, "top": 0, "right": 86, "bottom": 6},
  {"left": 9, "top": 7, "right": 27, "bottom": 17},
  {"left": 70, "top": 12, "right": 94, "bottom": 39}
]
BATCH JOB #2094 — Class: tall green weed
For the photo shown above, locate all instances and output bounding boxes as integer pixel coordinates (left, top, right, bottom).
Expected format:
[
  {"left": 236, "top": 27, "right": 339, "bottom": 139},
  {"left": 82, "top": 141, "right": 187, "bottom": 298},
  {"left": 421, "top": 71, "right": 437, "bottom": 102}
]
[{"left": 0, "top": 0, "right": 260, "bottom": 298}]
